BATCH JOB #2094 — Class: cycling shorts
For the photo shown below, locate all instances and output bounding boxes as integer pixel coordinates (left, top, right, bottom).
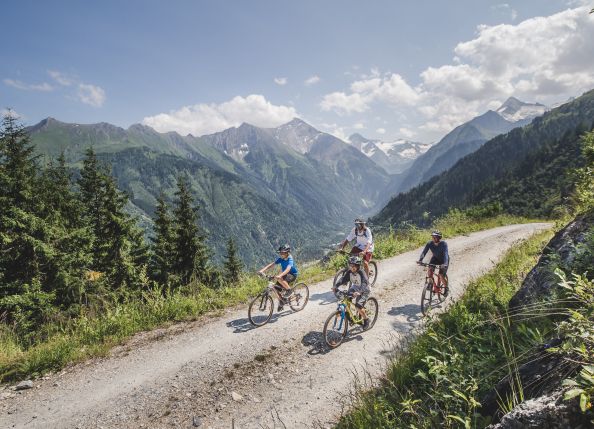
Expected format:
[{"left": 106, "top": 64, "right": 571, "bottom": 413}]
[{"left": 350, "top": 247, "right": 372, "bottom": 262}]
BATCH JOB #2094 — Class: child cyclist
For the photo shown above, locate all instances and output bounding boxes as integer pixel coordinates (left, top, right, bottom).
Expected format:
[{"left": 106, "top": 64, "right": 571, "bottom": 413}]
[
  {"left": 258, "top": 244, "right": 299, "bottom": 310},
  {"left": 334, "top": 256, "right": 370, "bottom": 329}
]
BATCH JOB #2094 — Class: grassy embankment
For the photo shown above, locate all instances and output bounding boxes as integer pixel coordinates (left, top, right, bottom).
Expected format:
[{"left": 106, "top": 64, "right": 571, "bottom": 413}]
[
  {"left": 336, "top": 228, "right": 559, "bottom": 428},
  {"left": 0, "top": 212, "right": 536, "bottom": 383}
]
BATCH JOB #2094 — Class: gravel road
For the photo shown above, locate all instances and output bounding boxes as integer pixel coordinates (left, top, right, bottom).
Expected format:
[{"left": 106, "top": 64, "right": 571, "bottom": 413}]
[{"left": 0, "top": 223, "right": 551, "bottom": 429}]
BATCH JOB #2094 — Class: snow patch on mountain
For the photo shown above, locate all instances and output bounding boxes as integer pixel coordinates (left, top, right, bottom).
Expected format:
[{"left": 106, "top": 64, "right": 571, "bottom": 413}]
[{"left": 496, "top": 97, "right": 548, "bottom": 123}]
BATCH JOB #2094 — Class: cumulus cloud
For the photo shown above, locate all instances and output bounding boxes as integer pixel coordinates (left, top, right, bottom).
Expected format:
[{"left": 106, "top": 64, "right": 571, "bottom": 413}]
[
  {"left": 376, "top": 128, "right": 386, "bottom": 135},
  {"left": 304, "top": 75, "right": 320, "bottom": 86},
  {"left": 274, "top": 77, "right": 288, "bottom": 86},
  {"left": 353, "top": 122, "right": 365, "bottom": 129},
  {"left": 78, "top": 83, "right": 106, "bottom": 107},
  {"left": 399, "top": 127, "right": 415, "bottom": 138},
  {"left": 322, "top": 5, "right": 594, "bottom": 136},
  {"left": 4, "top": 78, "right": 53, "bottom": 92},
  {"left": 142, "top": 94, "right": 298, "bottom": 136},
  {"left": 491, "top": 3, "right": 518, "bottom": 21}
]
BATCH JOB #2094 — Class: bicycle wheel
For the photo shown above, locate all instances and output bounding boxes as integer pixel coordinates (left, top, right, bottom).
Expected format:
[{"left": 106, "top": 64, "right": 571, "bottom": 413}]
[
  {"left": 248, "top": 293, "right": 274, "bottom": 326},
  {"left": 332, "top": 268, "right": 348, "bottom": 299},
  {"left": 368, "top": 261, "right": 378, "bottom": 286},
  {"left": 288, "top": 283, "right": 309, "bottom": 312},
  {"left": 363, "top": 297, "right": 379, "bottom": 330},
  {"left": 323, "top": 310, "right": 348, "bottom": 348},
  {"left": 420, "top": 281, "right": 435, "bottom": 316}
]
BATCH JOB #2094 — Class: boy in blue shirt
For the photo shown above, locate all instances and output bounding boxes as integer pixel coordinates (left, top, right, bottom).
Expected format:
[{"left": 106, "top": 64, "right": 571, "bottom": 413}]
[{"left": 258, "top": 244, "right": 299, "bottom": 310}]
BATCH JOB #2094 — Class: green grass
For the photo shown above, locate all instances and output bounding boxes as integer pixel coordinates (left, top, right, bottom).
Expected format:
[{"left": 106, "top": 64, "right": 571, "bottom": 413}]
[
  {"left": 336, "top": 228, "right": 555, "bottom": 429},
  {"left": 0, "top": 213, "right": 540, "bottom": 384}
]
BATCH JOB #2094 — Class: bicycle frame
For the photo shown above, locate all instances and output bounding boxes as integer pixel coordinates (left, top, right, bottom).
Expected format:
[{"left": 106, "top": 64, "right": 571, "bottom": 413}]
[
  {"left": 420, "top": 263, "right": 445, "bottom": 292},
  {"left": 333, "top": 294, "right": 363, "bottom": 330}
]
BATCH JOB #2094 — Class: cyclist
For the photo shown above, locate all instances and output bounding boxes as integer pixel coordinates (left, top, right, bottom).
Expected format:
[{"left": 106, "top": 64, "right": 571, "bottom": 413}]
[
  {"left": 417, "top": 230, "right": 449, "bottom": 295},
  {"left": 258, "top": 244, "right": 299, "bottom": 310},
  {"left": 334, "top": 256, "right": 370, "bottom": 329},
  {"left": 339, "top": 217, "right": 374, "bottom": 277}
]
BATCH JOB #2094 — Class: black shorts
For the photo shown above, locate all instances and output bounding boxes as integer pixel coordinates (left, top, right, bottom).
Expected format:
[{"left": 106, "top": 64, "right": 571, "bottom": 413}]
[
  {"left": 429, "top": 257, "right": 448, "bottom": 275},
  {"left": 281, "top": 273, "right": 297, "bottom": 284}
]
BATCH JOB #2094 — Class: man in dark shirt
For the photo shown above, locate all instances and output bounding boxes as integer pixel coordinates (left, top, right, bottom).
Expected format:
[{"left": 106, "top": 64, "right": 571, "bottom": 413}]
[{"left": 417, "top": 230, "right": 449, "bottom": 293}]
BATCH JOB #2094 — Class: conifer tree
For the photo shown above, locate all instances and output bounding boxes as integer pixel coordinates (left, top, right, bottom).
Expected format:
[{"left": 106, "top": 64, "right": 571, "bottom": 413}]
[
  {"left": 150, "top": 193, "right": 175, "bottom": 285},
  {"left": 223, "top": 237, "right": 243, "bottom": 284},
  {"left": 172, "top": 176, "right": 209, "bottom": 285}
]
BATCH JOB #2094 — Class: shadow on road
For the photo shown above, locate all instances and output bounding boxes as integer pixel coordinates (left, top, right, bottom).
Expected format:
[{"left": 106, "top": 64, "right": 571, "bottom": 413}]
[
  {"left": 226, "top": 309, "right": 294, "bottom": 333},
  {"left": 309, "top": 290, "right": 336, "bottom": 306},
  {"left": 387, "top": 304, "right": 422, "bottom": 323},
  {"left": 302, "top": 329, "right": 363, "bottom": 356}
]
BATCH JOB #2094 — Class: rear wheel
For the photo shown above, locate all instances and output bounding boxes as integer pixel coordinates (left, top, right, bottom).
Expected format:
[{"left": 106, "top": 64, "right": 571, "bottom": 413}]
[
  {"left": 248, "top": 293, "right": 273, "bottom": 326},
  {"left": 363, "top": 297, "right": 379, "bottom": 330},
  {"left": 367, "top": 261, "right": 378, "bottom": 286},
  {"left": 288, "top": 283, "right": 309, "bottom": 311},
  {"left": 323, "top": 310, "right": 348, "bottom": 348},
  {"left": 332, "top": 268, "right": 348, "bottom": 299}
]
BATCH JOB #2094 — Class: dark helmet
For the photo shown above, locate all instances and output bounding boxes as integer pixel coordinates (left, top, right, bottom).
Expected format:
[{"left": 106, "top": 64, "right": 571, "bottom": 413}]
[
  {"left": 348, "top": 255, "right": 362, "bottom": 266},
  {"left": 277, "top": 244, "right": 291, "bottom": 253},
  {"left": 431, "top": 230, "right": 442, "bottom": 239},
  {"left": 354, "top": 217, "right": 366, "bottom": 226}
]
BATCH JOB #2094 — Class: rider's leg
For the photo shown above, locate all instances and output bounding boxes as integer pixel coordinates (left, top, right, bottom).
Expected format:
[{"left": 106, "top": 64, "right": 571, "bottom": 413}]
[{"left": 363, "top": 259, "right": 370, "bottom": 276}]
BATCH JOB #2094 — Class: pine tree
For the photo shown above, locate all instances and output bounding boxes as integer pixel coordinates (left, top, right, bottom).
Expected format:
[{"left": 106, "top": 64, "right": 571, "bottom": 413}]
[
  {"left": 223, "top": 237, "right": 243, "bottom": 284},
  {"left": 172, "top": 176, "right": 209, "bottom": 285},
  {"left": 150, "top": 193, "right": 175, "bottom": 285}
]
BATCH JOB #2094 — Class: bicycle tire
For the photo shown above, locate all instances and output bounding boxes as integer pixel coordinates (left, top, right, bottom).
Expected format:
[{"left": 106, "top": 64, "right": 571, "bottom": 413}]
[
  {"left": 248, "top": 293, "right": 274, "bottom": 326},
  {"left": 332, "top": 268, "right": 348, "bottom": 299},
  {"left": 420, "top": 281, "right": 434, "bottom": 316},
  {"left": 364, "top": 297, "right": 379, "bottom": 330},
  {"left": 288, "top": 283, "right": 309, "bottom": 312},
  {"left": 323, "top": 310, "right": 348, "bottom": 348},
  {"left": 368, "top": 261, "right": 378, "bottom": 286}
]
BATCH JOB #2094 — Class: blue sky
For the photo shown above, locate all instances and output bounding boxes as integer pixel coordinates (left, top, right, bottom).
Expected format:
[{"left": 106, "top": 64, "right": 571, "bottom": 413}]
[{"left": 1, "top": 1, "right": 593, "bottom": 143}]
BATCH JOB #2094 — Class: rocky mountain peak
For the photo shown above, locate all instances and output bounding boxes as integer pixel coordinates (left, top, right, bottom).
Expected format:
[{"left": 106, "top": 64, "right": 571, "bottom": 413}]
[{"left": 496, "top": 97, "right": 547, "bottom": 123}]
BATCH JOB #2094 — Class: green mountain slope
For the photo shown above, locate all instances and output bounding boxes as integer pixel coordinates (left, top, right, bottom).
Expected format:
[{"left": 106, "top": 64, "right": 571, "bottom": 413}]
[{"left": 374, "top": 89, "right": 594, "bottom": 227}]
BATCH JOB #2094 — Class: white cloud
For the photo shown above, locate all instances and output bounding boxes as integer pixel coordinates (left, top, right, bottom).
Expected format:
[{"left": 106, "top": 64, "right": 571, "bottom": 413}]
[
  {"left": 399, "top": 127, "right": 415, "bottom": 138},
  {"left": 304, "top": 75, "right": 320, "bottom": 86},
  {"left": 48, "top": 70, "right": 74, "bottom": 86},
  {"left": 4, "top": 78, "right": 53, "bottom": 92},
  {"left": 376, "top": 128, "right": 386, "bottom": 135},
  {"left": 142, "top": 94, "right": 298, "bottom": 136},
  {"left": 78, "top": 83, "right": 106, "bottom": 107},
  {"left": 491, "top": 4, "right": 518, "bottom": 21},
  {"left": 274, "top": 77, "right": 288, "bottom": 86},
  {"left": 322, "top": 5, "right": 594, "bottom": 137},
  {"left": 353, "top": 122, "right": 365, "bottom": 129}
]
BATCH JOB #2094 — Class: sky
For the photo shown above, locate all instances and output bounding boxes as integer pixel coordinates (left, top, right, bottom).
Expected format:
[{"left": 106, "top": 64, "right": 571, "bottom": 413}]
[{"left": 1, "top": 0, "right": 593, "bottom": 143}]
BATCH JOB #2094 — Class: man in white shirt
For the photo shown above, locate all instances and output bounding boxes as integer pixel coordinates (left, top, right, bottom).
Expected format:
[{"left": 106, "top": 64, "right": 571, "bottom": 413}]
[{"left": 339, "top": 217, "right": 374, "bottom": 277}]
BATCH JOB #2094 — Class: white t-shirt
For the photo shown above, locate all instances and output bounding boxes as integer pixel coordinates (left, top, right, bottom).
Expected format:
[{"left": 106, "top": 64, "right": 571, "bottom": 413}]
[{"left": 346, "top": 227, "right": 374, "bottom": 252}]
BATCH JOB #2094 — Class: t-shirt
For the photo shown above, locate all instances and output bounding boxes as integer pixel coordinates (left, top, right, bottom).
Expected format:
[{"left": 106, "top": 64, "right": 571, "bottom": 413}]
[
  {"left": 345, "top": 227, "right": 374, "bottom": 252},
  {"left": 275, "top": 255, "right": 298, "bottom": 275},
  {"left": 336, "top": 269, "right": 370, "bottom": 294}
]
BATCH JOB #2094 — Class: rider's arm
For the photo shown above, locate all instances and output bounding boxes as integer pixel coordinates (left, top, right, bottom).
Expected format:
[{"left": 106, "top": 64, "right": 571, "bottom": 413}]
[
  {"left": 360, "top": 270, "right": 370, "bottom": 292},
  {"left": 418, "top": 242, "right": 430, "bottom": 261},
  {"left": 259, "top": 261, "right": 275, "bottom": 274},
  {"left": 362, "top": 228, "right": 373, "bottom": 253},
  {"left": 341, "top": 228, "right": 356, "bottom": 249},
  {"left": 443, "top": 242, "right": 449, "bottom": 266},
  {"left": 335, "top": 270, "right": 349, "bottom": 287}
]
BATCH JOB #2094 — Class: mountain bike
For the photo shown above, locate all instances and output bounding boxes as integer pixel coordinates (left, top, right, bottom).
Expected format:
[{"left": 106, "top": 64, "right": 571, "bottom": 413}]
[
  {"left": 417, "top": 262, "right": 449, "bottom": 316},
  {"left": 248, "top": 275, "right": 309, "bottom": 326},
  {"left": 322, "top": 290, "right": 379, "bottom": 348},
  {"left": 332, "top": 250, "right": 378, "bottom": 298}
]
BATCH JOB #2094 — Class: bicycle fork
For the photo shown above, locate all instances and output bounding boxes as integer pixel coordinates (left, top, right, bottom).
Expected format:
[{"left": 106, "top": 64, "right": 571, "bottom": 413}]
[{"left": 334, "top": 303, "right": 347, "bottom": 330}]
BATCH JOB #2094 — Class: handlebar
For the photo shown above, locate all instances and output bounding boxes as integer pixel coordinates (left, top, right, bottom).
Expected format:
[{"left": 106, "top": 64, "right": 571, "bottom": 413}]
[
  {"left": 257, "top": 273, "right": 276, "bottom": 281},
  {"left": 416, "top": 261, "right": 446, "bottom": 269}
]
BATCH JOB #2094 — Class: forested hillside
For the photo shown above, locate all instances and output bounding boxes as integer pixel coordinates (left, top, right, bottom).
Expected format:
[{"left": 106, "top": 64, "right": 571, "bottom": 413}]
[{"left": 374, "top": 89, "right": 594, "bottom": 227}]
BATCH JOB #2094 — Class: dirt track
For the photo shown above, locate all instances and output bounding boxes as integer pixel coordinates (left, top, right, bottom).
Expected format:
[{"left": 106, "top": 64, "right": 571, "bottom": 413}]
[{"left": 0, "top": 223, "right": 551, "bottom": 429}]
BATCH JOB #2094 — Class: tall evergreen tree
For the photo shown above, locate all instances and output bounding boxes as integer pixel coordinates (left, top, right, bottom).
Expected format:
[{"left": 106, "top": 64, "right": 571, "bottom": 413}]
[
  {"left": 172, "top": 176, "right": 209, "bottom": 285},
  {"left": 150, "top": 193, "right": 175, "bottom": 285},
  {"left": 223, "top": 237, "right": 243, "bottom": 284}
]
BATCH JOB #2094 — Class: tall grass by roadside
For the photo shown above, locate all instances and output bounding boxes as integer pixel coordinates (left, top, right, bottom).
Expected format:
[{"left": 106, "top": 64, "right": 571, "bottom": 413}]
[
  {"left": 336, "top": 229, "right": 555, "bottom": 429},
  {"left": 0, "top": 212, "right": 538, "bottom": 384}
]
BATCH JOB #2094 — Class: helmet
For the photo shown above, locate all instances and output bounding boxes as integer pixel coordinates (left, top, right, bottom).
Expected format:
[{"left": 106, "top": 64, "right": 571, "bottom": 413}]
[
  {"left": 348, "top": 256, "right": 362, "bottom": 266},
  {"left": 354, "top": 217, "right": 366, "bottom": 226},
  {"left": 277, "top": 244, "right": 291, "bottom": 253},
  {"left": 431, "top": 230, "right": 442, "bottom": 239}
]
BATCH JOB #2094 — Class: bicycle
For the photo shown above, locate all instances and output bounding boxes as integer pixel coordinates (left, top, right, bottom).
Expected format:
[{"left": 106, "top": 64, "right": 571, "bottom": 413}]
[
  {"left": 417, "top": 262, "right": 449, "bottom": 316},
  {"left": 322, "top": 290, "right": 379, "bottom": 348},
  {"left": 332, "top": 250, "right": 378, "bottom": 298},
  {"left": 248, "top": 274, "right": 309, "bottom": 326}
]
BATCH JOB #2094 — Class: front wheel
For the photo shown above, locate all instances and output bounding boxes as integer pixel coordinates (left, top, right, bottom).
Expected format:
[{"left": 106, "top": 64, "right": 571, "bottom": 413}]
[
  {"left": 323, "top": 310, "right": 348, "bottom": 348},
  {"left": 363, "top": 297, "right": 379, "bottom": 330},
  {"left": 289, "top": 283, "right": 309, "bottom": 311},
  {"left": 248, "top": 293, "right": 274, "bottom": 326},
  {"left": 420, "top": 281, "right": 435, "bottom": 316},
  {"left": 367, "top": 261, "right": 378, "bottom": 286}
]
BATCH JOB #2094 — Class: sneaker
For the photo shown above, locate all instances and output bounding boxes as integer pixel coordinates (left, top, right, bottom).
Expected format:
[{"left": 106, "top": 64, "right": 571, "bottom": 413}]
[
  {"left": 284, "top": 289, "right": 293, "bottom": 299},
  {"left": 442, "top": 285, "right": 449, "bottom": 298},
  {"left": 277, "top": 302, "right": 284, "bottom": 311},
  {"left": 362, "top": 319, "right": 370, "bottom": 330}
]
